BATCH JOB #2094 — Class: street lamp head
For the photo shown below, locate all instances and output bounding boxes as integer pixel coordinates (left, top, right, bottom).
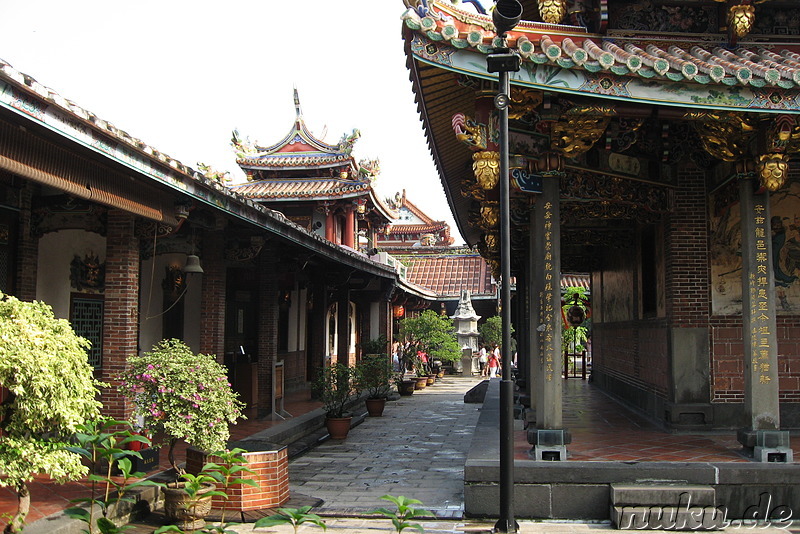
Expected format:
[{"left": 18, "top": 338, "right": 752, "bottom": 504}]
[{"left": 492, "top": 0, "right": 523, "bottom": 37}]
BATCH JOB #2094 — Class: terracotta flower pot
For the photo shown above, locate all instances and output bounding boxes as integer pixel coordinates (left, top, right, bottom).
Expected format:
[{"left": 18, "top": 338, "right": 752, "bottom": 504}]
[
  {"left": 365, "top": 397, "right": 387, "bottom": 417},
  {"left": 426, "top": 375, "right": 436, "bottom": 386},
  {"left": 414, "top": 376, "right": 428, "bottom": 390},
  {"left": 162, "top": 481, "right": 216, "bottom": 530},
  {"left": 325, "top": 416, "right": 352, "bottom": 439},
  {"left": 398, "top": 380, "right": 416, "bottom": 396}
]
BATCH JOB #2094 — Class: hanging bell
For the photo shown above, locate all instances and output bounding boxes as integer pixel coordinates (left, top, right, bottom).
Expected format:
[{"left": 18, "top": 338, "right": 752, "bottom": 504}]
[{"left": 183, "top": 254, "right": 204, "bottom": 274}]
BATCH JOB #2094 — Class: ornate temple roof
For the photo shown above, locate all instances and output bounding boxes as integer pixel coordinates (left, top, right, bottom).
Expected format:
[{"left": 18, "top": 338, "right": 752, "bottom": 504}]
[
  {"left": 383, "top": 189, "right": 454, "bottom": 243},
  {"left": 233, "top": 89, "right": 362, "bottom": 172},
  {"left": 403, "top": 1, "right": 800, "bottom": 112},
  {"left": 230, "top": 177, "right": 371, "bottom": 201}
]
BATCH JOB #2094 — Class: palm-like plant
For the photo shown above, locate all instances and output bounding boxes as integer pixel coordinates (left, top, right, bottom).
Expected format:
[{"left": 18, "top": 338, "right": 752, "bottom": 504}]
[{"left": 253, "top": 506, "right": 327, "bottom": 533}]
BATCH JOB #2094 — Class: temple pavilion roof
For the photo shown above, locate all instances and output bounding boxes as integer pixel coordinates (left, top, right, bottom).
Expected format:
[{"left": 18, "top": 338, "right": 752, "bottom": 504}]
[{"left": 233, "top": 89, "right": 363, "bottom": 173}]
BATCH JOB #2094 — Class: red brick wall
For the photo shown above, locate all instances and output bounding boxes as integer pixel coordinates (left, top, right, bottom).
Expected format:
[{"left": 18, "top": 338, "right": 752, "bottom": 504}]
[
  {"left": 99, "top": 210, "right": 139, "bottom": 420},
  {"left": 16, "top": 184, "right": 36, "bottom": 301},
  {"left": 593, "top": 321, "right": 669, "bottom": 398},
  {"left": 665, "top": 167, "right": 711, "bottom": 327},
  {"left": 256, "top": 252, "right": 277, "bottom": 414},
  {"left": 711, "top": 315, "right": 800, "bottom": 403},
  {"left": 200, "top": 230, "right": 225, "bottom": 360}
]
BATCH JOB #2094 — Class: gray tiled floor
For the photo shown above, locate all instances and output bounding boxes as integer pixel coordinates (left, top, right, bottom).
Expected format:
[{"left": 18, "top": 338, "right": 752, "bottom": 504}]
[{"left": 288, "top": 376, "right": 484, "bottom": 517}]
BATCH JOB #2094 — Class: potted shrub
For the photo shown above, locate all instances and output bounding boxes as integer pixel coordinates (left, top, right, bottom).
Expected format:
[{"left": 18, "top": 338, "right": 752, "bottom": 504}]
[
  {"left": 315, "top": 362, "right": 359, "bottom": 439},
  {"left": 0, "top": 294, "right": 102, "bottom": 533},
  {"left": 118, "top": 338, "right": 245, "bottom": 527},
  {"left": 400, "top": 310, "right": 461, "bottom": 390},
  {"left": 356, "top": 355, "right": 393, "bottom": 417}
]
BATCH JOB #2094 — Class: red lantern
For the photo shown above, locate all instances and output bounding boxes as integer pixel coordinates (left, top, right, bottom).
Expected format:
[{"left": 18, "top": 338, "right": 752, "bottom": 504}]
[{"left": 393, "top": 305, "right": 405, "bottom": 318}]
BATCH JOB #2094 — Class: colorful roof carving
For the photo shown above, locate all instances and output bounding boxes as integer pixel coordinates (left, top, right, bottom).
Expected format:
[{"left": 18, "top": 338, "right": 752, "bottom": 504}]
[
  {"left": 230, "top": 177, "right": 371, "bottom": 201},
  {"left": 233, "top": 89, "right": 364, "bottom": 172},
  {"left": 403, "top": 1, "right": 800, "bottom": 112},
  {"left": 382, "top": 189, "right": 454, "bottom": 244}
]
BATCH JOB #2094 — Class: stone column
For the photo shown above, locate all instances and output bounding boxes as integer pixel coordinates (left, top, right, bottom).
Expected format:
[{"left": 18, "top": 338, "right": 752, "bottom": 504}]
[
  {"left": 527, "top": 174, "right": 568, "bottom": 461},
  {"left": 537, "top": 176, "right": 563, "bottom": 430},
  {"left": 100, "top": 209, "right": 140, "bottom": 421},
  {"left": 737, "top": 176, "right": 790, "bottom": 460},
  {"left": 527, "top": 203, "right": 539, "bottom": 414}
]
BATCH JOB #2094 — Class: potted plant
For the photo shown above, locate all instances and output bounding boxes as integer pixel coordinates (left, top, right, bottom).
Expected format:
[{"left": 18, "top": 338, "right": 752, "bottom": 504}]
[
  {"left": 356, "top": 355, "right": 393, "bottom": 417},
  {"left": 0, "top": 294, "right": 102, "bottom": 534},
  {"left": 314, "top": 362, "right": 360, "bottom": 439},
  {"left": 400, "top": 310, "right": 461, "bottom": 390},
  {"left": 118, "top": 338, "right": 245, "bottom": 527}
]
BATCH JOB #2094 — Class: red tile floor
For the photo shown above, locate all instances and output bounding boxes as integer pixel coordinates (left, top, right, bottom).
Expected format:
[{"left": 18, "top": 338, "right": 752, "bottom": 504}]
[
  {"left": 514, "top": 379, "right": 800, "bottom": 462},
  {"left": 3, "top": 379, "right": 798, "bottom": 530}
]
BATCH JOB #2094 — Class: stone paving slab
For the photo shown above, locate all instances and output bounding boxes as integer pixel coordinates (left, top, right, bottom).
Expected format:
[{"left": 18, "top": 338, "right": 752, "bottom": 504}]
[
  {"left": 226, "top": 518, "right": 798, "bottom": 533},
  {"left": 288, "top": 376, "right": 484, "bottom": 517}
]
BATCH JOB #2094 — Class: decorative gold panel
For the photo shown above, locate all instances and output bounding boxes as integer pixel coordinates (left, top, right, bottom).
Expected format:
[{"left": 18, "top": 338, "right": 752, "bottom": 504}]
[
  {"left": 538, "top": 0, "right": 567, "bottom": 24},
  {"left": 473, "top": 151, "right": 500, "bottom": 190},
  {"left": 692, "top": 113, "right": 757, "bottom": 162},
  {"left": 757, "top": 153, "right": 790, "bottom": 192}
]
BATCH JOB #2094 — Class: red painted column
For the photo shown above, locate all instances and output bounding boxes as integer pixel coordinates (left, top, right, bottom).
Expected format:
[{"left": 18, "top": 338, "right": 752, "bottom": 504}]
[
  {"left": 344, "top": 208, "right": 355, "bottom": 249},
  {"left": 100, "top": 209, "right": 140, "bottom": 421},
  {"left": 325, "top": 211, "right": 335, "bottom": 242}
]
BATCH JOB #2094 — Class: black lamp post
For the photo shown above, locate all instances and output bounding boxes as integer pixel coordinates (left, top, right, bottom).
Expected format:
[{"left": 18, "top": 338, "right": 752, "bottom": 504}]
[{"left": 487, "top": 1, "right": 522, "bottom": 532}]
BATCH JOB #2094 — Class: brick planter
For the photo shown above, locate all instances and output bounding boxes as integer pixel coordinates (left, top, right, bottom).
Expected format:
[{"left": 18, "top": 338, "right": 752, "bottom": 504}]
[{"left": 186, "top": 440, "right": 290, "bottom": 511}]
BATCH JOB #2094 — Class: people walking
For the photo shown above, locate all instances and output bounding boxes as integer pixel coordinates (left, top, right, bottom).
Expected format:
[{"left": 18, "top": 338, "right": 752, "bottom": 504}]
[
  {"left": 487, "top": 347, "right": 500, "bottom": 378},
  {"left": 478, "top": 345, "right": 488, "bottom": 376}
]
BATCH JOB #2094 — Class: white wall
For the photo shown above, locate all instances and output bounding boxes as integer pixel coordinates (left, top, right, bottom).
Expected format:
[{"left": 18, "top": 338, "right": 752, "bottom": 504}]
[
  {"left": 36, "top": 229, "right": 105, "bottom": 319},
  {"left": 139, "top": 252, "right": 202, "bottom": 354}
]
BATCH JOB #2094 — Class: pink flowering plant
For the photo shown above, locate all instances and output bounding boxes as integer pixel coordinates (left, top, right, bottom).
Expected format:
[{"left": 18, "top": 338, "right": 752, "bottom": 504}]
[{"left": 118, "top": 339, "right": 245, "bottom": 475}]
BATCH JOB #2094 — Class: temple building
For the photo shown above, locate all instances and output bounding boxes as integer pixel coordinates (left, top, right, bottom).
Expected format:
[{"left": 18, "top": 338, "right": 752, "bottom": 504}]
[
  {"left": 230, "top": 90, "right": 395, "bottom": 254},
  {"left": 400, "top": 0, "right": 800, "bottom": 519}
]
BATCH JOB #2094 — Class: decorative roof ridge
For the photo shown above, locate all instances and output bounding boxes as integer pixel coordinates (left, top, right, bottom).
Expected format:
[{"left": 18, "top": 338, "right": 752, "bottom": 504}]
[{"left": 403, "top": 5, "right": 800, "bottom": 90}]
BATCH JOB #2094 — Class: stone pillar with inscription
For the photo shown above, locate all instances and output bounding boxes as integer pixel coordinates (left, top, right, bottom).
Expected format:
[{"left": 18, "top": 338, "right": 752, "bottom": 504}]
[
  {"left": 527, "top": 174, "right": 569, "bottom": 460},
  {"left": 737, "top": 176, "right": 793, "bottom": 462}
]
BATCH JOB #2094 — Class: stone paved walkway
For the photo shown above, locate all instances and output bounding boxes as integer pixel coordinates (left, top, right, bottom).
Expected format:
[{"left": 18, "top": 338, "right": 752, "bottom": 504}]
[{"left": 288, "top": 376, "right": 485, "bottom": 518}]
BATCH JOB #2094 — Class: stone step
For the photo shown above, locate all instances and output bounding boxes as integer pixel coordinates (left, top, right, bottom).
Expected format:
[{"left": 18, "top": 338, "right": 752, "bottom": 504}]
[
  {"left": 611, "top": 505, "right": 726, "bottom": 530},
  {"left": 611, "top": 484, "right": 716, "bottom": 507}
]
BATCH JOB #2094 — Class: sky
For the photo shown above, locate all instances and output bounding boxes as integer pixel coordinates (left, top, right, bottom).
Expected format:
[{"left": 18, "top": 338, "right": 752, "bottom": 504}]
[{"left": 0, "top": 0, "right": 486, "bottom": 244}]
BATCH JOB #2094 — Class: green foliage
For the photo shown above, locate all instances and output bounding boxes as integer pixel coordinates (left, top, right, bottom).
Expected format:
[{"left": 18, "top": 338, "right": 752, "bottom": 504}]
[
  {"left": 360, "top": 335, "right": 388, "bottom": 355},
  {"left": 356, "top": 355, "right": 393, "bottom": 399},
  {"left": 369, "top": 494, "right": 433, "bottom": 533},
  {"left": 253, "top": 506, "right": 327, "bottom": 534},
  {"left": 478, "top": 315, "right": 501, "bottom": 348},
  {"left": 0, "top": 293, "right": 102, "bottom": 532},
  {"left": 65, "top": 417, "right": 162, "bottom": 534},
  {"left": 314, "top": 362, "right": 360, "bottom": 418},
  {"left": 399, "top": 310, "right": 460, "bottom": 364},
  {"left": 562, "top": 287, "right": 590, "bottom": 354},
  {"left": 118, "top": 339, "right": 245, "bottom": 473}
]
